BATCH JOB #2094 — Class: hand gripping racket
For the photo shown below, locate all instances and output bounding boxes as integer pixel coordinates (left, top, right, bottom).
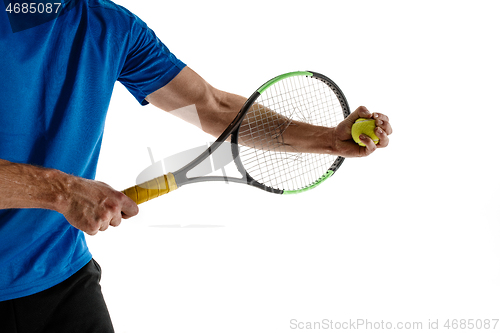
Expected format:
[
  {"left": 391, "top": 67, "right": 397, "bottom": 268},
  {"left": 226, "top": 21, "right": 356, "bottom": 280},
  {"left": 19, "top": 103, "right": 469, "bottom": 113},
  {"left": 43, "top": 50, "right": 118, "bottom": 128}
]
[{"left": 122, "top": 71, "right": 350, "bottom": 204}]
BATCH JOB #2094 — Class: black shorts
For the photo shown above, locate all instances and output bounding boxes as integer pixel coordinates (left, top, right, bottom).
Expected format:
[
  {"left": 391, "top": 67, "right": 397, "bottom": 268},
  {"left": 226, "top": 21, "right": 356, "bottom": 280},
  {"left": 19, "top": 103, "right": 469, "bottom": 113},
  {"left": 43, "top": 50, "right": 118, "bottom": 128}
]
[{"left": 0, "top": 259, "right": 114, "bottom": 333}]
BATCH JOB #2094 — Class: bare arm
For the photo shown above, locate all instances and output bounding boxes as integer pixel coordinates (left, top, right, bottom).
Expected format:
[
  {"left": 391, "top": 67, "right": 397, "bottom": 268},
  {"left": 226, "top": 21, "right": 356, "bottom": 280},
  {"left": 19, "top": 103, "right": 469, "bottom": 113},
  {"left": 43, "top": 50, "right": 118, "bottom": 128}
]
[
  {"left": 145, "top": 66, "right": 245, "bottom": 137},
  {"left": 146, "top": 67, "right": 392, "bottom": 157},
  {"left": 0, "top": 159, "right": 138, "bottom": 235},
  {"left": 0, "top": 159, "right": 66, "bottom": 211}
]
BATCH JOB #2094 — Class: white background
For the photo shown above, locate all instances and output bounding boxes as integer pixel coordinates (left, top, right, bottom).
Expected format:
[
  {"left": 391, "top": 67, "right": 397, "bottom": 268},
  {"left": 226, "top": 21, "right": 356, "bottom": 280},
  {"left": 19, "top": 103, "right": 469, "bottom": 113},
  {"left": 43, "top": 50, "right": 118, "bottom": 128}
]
[{"left": 87, "top": 1, "right": 500, "bottom": 332}]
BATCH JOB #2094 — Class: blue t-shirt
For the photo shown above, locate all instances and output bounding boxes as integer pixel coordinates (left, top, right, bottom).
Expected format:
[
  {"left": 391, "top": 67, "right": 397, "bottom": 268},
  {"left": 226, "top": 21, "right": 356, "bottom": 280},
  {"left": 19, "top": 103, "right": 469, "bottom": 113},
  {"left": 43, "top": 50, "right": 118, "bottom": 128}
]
[{"left": 0, "top": 0, "right": 185, "bottom": 301}]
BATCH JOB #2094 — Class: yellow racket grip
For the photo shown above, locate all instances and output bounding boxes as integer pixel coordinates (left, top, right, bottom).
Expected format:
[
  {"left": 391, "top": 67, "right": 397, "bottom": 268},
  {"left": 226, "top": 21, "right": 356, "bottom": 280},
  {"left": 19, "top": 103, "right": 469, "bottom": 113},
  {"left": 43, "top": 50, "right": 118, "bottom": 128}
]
[{"left": 121, "top": 173, "right": 178, "bottom": 205}]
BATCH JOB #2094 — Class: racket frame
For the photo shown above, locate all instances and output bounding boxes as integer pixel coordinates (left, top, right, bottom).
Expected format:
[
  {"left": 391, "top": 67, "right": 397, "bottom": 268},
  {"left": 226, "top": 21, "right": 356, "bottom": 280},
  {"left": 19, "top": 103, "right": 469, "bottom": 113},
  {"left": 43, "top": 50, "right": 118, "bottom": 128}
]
[{"left": 171, "top": 70, "right": 350, "bottom": 194}]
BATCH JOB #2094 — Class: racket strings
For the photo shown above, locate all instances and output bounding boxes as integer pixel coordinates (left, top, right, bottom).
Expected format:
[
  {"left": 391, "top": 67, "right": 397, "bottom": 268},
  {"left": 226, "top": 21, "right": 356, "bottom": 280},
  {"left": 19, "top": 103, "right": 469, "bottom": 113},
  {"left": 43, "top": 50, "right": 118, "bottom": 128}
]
[{"left": 238, "top": 75, "right": 345, "bottom": 191}]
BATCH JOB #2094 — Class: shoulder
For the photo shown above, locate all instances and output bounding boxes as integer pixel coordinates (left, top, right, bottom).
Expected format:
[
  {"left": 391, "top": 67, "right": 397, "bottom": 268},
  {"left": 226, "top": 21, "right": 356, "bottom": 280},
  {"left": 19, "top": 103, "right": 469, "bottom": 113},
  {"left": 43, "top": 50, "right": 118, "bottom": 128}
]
[
  {"left": 80, "top": 0, "right": 149, "bottom": 45},
  {"left": 84, "top": 0, "right": 145, "bottom": 28}
]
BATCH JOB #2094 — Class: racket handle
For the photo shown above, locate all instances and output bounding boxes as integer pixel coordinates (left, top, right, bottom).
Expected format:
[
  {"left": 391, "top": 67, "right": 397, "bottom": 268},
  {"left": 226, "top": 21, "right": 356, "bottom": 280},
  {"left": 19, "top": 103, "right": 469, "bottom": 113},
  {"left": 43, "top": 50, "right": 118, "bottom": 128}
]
[{"left": 121, "top": 173, "right": 178, "bottom": 205}]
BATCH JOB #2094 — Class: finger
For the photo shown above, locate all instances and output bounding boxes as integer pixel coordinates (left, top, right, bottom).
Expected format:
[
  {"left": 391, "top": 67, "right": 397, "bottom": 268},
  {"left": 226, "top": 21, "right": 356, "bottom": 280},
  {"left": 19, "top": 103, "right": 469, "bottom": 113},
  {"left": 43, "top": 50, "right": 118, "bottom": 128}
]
[
  {"left": 345, "top": 106, "right": 373, "bottom": 126},
  {"left": 99, "top": 220, "right": 110, "bottom": 232},
  {"left": 374, "top": 126, "right": 389, "bottom": 148},
  {"left": 358, "top": 134, "right": 377, "bottom": 156},
  {"left": 109, "top": 215, "right": 122, "bottom": 227},
  {"left": 85, "top": 219, "right": 102, "bottom": 235},
  {"left": 120, "top": 194, "right": 139, "bottom": 218},
  {"left": 336, "top": 106, "right": 373, "bottom": 141},
  {"left": 373, "top": 112, "right": 389, "bottom": 122},
  {"left": 373, "top": 113, "right": 393, "bottom": 135},
  {"left": 121, "top": 213, "right": 135, "bottom": 219},
  {"left": 86, "top": 229, "right": 99, "bottom": 236}
]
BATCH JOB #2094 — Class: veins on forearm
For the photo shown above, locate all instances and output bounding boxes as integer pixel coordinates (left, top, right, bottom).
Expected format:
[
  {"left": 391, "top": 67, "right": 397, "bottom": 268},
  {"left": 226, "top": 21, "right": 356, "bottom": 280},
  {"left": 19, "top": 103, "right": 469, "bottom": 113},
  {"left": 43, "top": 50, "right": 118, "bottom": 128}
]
[{"left": 0, "top": 162, "right": 69, "bottom": 210}]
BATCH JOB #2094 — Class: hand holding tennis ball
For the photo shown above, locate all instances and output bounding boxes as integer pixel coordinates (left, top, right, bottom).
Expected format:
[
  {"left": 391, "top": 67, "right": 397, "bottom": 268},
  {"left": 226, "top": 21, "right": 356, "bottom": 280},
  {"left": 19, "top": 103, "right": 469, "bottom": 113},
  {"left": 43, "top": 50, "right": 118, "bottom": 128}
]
[
  {"left": 332, "top": 106, "right": 392, "bottom": 157},
  {"left": 351, "top": 118, "right": 380, "bottom": 147}
]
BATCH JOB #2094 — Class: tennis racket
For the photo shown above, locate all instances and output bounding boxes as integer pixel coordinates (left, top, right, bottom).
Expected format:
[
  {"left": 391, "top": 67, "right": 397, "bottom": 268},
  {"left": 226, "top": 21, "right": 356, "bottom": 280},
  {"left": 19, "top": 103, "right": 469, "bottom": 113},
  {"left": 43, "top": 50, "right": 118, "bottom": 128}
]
[{"left": 122, "top": 71, "right": 350, "bottom": 204}]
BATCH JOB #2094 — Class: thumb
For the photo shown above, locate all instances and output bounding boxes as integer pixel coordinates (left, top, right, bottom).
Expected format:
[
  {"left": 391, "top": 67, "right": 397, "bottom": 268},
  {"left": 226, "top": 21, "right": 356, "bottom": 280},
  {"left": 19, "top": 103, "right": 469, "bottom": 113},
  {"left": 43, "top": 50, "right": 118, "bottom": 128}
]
[
  {"left": 120, "top": 193, "right": 139, "bottom": 219},
  {"left": 337, "top": 106, "right": 373, "bottom": 140},
  {"left": 345, "top": 106, "right": 373, "bottom": 126}
]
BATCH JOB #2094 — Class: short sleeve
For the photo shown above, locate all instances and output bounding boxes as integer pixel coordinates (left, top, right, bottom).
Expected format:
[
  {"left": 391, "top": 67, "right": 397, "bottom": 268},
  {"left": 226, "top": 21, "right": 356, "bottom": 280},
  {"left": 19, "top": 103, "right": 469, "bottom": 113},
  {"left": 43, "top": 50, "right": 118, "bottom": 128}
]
[{"left": 117, "top": 17, "right": 186, "bottom": 106}]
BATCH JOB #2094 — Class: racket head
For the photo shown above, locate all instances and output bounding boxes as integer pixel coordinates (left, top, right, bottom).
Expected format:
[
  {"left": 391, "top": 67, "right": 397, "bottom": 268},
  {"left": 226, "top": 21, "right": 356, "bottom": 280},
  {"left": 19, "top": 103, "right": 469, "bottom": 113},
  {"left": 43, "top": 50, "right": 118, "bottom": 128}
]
[{"left": 231, "top": 71, "right": 350, "bottom": 194}]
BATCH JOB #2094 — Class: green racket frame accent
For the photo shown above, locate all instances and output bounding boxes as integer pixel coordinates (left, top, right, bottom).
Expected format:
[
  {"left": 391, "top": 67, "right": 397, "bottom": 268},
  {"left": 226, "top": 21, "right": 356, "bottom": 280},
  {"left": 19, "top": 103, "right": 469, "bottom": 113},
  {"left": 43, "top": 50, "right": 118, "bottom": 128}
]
[
  {"left": 121, "top": 70, "right": 349, "bottom": 205},
  {"left": 257, "top": 71, "right": 313, "bottom": 94},
  {"left": 282, "top": 170, "right": 334, "bottom": 195}
]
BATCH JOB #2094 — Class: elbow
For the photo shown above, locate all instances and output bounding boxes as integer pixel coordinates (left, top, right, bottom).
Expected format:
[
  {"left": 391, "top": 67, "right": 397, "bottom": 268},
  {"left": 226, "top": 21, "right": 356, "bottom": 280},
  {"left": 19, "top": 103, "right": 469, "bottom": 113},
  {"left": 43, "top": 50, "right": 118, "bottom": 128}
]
[{"left": 197, "top": 87, "right": 233, "bottom": 138}]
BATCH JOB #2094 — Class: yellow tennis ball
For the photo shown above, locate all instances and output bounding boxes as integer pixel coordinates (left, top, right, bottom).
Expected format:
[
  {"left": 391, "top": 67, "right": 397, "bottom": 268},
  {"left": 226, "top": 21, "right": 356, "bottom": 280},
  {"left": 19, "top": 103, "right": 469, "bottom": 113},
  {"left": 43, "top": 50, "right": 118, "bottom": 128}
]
[{"left": 351, "top": 118, "right": 380, "bottom": 147}]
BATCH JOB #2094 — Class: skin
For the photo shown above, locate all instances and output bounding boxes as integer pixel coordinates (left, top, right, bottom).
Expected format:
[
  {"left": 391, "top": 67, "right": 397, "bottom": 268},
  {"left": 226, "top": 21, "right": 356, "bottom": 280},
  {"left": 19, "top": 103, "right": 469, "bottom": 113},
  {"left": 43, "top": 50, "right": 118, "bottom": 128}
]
[{"left": 0, "top": 67, "right": 392, "bottom": 235}]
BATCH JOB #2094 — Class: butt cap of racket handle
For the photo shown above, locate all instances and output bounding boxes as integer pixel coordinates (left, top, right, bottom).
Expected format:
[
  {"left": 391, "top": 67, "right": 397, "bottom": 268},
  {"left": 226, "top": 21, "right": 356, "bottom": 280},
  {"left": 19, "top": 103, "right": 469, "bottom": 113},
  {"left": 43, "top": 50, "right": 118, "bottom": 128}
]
[{"left": 122, "top": 173, "right": 177, "bottom": 205}]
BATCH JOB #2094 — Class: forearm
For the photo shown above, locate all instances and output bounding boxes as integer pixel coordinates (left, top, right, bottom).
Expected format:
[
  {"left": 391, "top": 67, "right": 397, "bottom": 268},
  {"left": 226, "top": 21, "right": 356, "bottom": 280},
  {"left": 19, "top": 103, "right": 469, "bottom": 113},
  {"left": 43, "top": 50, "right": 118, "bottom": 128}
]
[
  {"left": 146, "top": 67, "right": 336, "bottom": 154},
  {"left": 0, "top": 158, "right": 139, "bottom": 234},
  {"left": 218, "top": 92, "right": 336, "bottom": 154},
  {"left": 279, "top": 120, "right": 336, "bottom": 155},
  {"left": 0, "top": 159, "right": 69, "bottom": 212},
  {"left": 197, "top": 89, "right": 247, "bottom": 138}
]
